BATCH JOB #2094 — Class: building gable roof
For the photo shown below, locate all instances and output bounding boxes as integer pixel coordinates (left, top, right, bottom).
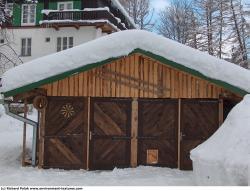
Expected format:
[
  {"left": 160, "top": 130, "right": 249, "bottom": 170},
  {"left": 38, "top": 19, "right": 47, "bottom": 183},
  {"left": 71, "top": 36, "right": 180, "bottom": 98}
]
[{"left": 1, "top": 30, "right": 250, "bottom": 97}]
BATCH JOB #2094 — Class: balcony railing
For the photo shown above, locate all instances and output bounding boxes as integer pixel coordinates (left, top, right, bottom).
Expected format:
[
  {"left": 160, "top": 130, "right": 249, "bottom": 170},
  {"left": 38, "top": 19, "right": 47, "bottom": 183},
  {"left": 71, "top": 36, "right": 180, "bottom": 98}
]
[{"left": 41, "top": 9, "right": 128, "bottom": 31}]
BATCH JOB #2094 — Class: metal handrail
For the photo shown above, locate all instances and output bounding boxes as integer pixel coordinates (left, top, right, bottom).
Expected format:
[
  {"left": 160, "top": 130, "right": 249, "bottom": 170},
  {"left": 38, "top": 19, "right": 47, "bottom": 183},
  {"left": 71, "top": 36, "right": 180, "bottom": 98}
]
[{"left": 3, "top": 103, "right": 38, "bottom": 167}]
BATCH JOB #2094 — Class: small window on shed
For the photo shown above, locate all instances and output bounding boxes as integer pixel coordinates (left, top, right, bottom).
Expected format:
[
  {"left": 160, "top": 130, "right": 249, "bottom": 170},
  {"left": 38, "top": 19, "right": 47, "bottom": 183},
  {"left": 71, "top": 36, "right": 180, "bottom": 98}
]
[
  {"left": 45, "top": 37, "right": 50, "bottom": 42},
  {"left": 0, "top": 39, "right": 4, "bottom": 44}
]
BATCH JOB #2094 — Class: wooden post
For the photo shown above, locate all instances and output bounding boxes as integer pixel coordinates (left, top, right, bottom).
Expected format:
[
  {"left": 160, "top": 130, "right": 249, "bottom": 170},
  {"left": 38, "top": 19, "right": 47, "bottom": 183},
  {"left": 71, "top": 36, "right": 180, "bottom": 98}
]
[
  {"left": 219, "top": 99, "right": 224, "bottom": 126},
  {"left": 86, "top": 96, "right": 91, "bottom": 170},
  {"left": 22, "top": 100, "right": 28, "bottom": 166},
  {"left": 131, "top": 98, "right": 138, "bottom": 168},
  {"left": 38, "top": 108, "right": 46, "bottom": 168},
  {"left": 177, "top": 99, "right": 181, "bottom": 169},
  {"left": 36, "top": 111, "right": 40, "bottom": 164}
]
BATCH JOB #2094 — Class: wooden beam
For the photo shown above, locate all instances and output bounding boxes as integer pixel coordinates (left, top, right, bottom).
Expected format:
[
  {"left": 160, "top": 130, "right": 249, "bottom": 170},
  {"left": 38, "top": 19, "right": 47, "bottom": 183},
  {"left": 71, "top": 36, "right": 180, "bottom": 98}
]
[
  {"left": 73, "top": 24, "right": 80, "bottom": 30},
  {"left": 95, "top": 69, "right": 170, "bottom": 97},
  {"left": 53, "top": 24, "right": 60, "bottom": 31},
  {"left": 22, "top": 100, "right": 27, "bottom": 166},
  {"left": 219, "top": 92, "right": 243, "bottom": 102},
  {"left": 38, "top": 108, "right": 46, "bottom": 168},
  {"left": 219, "top": 99, "right": 224, "bottom": 126},
  {"left": 131, "top": 98, "right": 138, "bottom": 168},
  {"left": 86, "top": 96, "right": 91, "bottom": 170},
  {"left": 102, "top": 68, "right": 171, "bottom": 92},
  {"left": 178, "top": 99, "right": 181, "bottom": 169},
  {"left": 13, "top": 88, "right": 47, "bottom": 103}
]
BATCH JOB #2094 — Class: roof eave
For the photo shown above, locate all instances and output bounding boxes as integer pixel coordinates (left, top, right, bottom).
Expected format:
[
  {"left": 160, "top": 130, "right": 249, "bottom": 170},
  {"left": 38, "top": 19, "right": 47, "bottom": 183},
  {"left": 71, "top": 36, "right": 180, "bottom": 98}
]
[{"left": 2, "top": 48, "right": 248, "bottom": 98}]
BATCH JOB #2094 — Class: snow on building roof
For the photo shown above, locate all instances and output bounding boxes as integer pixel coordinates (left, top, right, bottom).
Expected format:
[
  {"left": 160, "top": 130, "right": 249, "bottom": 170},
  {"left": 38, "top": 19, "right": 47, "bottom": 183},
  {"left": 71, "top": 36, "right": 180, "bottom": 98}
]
[
  {"left": 111, "top": 0, "right": 137, "bottom": 29},
  {"left": 1, "top": 30, "right": 250, "bottom": 97}
]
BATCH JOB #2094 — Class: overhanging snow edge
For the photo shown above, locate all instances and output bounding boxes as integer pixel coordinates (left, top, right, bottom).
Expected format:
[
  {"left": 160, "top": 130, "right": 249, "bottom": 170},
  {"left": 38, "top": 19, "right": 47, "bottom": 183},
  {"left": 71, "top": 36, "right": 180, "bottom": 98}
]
[{"left": 3, "top": 49, "right": 248, "bottom": 97}]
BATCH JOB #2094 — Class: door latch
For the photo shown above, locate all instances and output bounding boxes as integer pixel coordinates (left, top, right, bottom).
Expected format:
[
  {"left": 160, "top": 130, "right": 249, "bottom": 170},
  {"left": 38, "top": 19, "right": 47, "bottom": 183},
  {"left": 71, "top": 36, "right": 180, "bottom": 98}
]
[{"left": 180, "top": 132, "right": 186, "bottom": 141}]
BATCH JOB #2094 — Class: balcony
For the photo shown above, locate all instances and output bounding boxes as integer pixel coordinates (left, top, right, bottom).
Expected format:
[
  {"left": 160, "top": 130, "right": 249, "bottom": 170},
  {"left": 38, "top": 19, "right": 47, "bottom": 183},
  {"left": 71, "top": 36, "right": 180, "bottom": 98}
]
[{"left": 40, "top": 9, "right": 128, "bottom": 32}]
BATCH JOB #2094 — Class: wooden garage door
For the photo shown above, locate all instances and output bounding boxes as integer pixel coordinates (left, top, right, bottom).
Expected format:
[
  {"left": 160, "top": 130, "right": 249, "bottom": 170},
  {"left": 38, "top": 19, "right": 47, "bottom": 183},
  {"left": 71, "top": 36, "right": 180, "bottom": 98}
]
[
  {"left": 180, "top": 99, "right": 219, "bottom": 170},
  {"left": 137, "top": 99, "right": 178, "bottom": 168},
  {"left": 43, "top": 97, "right": 88, "bottom": 169},
  {"left": 89, "top": 98, "right": 132, "bottom": 170}
]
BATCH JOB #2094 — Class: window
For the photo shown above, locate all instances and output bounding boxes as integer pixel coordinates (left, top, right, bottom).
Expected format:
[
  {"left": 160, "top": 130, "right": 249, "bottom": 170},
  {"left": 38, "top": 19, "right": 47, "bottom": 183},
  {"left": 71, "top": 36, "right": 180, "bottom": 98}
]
[
  {"left": 0, "top": 39, "right": 4, "bottom": 44},
  {"left": 63, "top": 37, "right": 67, "bottom": 50},
  {"left": 57, "top": 37, "right": 74, "bottom": 52},
  {"left": 57, "top": 1, "right": 73, "bottom": 10},
  {"left": 69, "top": 37, "right": 73, "bottom": 48},
  {"left": 22, "top": 4, "right": 36, "bottom": 26},
  {"left": 21, "top": 38, "right": 32, "bottom": 57},
  {"left": 5, "top": 3, "right": 13, "bottom": 16}
]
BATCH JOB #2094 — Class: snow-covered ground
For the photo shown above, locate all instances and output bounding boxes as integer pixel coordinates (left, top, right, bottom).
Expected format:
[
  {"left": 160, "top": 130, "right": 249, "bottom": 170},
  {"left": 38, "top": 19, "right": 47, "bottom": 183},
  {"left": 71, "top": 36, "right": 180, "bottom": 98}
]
[{"left": 0, "top": 106, "right": 194, "bottom": 186}]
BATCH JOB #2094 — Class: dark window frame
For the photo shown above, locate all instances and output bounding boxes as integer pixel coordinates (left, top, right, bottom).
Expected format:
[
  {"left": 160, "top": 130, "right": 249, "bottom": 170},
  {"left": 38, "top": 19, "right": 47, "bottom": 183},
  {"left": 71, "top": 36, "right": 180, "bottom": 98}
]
[{"left": 21, "top": 38, "right": 32, "bottom": 57}]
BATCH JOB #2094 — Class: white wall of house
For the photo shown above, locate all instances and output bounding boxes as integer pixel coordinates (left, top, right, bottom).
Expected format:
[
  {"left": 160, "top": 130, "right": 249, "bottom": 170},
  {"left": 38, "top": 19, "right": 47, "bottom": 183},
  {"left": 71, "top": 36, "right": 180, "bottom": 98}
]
[
  {"left": 12, "top": 26, "right": 101, "bottom": 62},
  {"left": 0, "top": 26, "right": 107, "bottom": 76}
]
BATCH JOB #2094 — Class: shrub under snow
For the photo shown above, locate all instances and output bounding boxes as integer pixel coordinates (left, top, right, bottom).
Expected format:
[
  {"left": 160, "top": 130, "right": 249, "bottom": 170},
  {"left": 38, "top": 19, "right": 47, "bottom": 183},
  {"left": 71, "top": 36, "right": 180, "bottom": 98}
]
[{"left": 191, "top": 95, "right": 250, "bottom": 186}]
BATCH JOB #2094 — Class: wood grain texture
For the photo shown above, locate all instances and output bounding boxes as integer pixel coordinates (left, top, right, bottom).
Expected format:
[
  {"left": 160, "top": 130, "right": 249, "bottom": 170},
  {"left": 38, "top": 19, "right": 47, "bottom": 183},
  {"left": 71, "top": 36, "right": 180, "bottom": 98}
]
[
  {"left": 38, "top": 108, "right": 46, "bottom": 168},
  {"left": 43, "top": 97, "right": 88, "bottom": 169},
  {"left": 89, "top": 98, "right": 132, "bottom": 170},
  {"left": 137, "top": 99, "right": 178, "bottom": 168},
  {"left": 131, "top": 98, "right": 138, "bottom": 168},
  {"left": 180, "top": 99, "right": 219, "bottom": 170},
  {"left": 42, "top": 54, "right": 234, "bottom": 99}
]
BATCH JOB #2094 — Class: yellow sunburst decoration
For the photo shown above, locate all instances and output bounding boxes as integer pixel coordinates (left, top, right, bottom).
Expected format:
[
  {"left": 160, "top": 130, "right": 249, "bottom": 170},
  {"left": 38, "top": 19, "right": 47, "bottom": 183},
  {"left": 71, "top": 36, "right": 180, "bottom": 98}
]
[{"left": 60, "top": 103, "right": 75, "bottom": 118}]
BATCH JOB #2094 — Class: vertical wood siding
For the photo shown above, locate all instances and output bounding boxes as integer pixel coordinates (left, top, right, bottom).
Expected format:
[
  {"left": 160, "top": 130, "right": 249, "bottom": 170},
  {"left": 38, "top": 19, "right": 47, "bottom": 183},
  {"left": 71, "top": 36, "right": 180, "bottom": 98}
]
[{"left": 41, "top": 53, "right": 231, "bottom": 99}]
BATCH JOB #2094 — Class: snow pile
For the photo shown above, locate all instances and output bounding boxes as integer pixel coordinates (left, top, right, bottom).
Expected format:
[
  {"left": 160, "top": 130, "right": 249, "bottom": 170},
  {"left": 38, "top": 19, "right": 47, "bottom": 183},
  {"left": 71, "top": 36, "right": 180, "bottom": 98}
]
[
  {"left": 84, "top": 7, "right": 110, "bottom": 12},
  {"left": 1, "top": 30, "right": 250, "bottom": 94},
  {"left": 191, "top": 95, "right": 250, "bottom": 186},
  {"left": 41, "top": 9, "right": 81, "bottom": 15},
  {"left": 0, "top": 104, "right": 4, "bottom": 117}
]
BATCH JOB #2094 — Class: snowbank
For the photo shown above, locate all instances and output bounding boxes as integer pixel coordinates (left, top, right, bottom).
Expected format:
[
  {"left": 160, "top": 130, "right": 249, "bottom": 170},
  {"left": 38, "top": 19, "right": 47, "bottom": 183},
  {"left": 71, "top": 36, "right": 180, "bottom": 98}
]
[
  {"left": 2, "top": 30, "right": 250, "bottom": 95},
  {"left": 0, "top": 104, "right": 4, "bottom": 117},
  {"left": 191, "top": 95, "right": 250, "bottom": 186}
]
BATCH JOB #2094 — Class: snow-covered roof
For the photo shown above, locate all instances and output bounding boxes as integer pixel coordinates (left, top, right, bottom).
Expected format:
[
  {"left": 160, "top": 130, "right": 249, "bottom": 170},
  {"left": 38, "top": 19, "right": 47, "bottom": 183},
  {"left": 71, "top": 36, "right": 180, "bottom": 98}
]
[
  {"left": 111, "top": 0, "right": 137, "bottom": 29},
  {"left": 1, "top": 30, "right": 250, "bottom": 97}
]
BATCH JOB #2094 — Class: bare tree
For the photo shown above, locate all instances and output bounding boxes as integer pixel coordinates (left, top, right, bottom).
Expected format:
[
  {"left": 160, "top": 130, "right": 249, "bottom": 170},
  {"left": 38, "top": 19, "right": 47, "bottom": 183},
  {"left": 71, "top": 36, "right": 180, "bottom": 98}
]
[
  {"left": 0, "top": 0, "right": 27, "bottom": 75},
  {"left": 216, "top": 0, "right": 229, "bottom": 58},
  {"left": 229, "top": 0, "right": 248, "bottom": 67},
  {"left": 244, "top": 2, "right": 250, "bottom": 62},
  {"left": 157, "top": 0, "right": 198, "bottom": 47},
  {"left": 119, "top": 0, "right": 154, "bottom": 30}
]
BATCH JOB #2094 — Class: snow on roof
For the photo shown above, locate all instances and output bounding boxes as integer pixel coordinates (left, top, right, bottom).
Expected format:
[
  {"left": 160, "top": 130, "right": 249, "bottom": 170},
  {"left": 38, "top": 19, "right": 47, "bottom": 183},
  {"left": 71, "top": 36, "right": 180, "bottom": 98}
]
[
  {"left": 111, "top": 0, "right": 137, "bottom": 29},
  {"left": 191, "top": 95, "right": 250, "bottom": 185},
  {"left": 1, "top": 30, "right": 250, "bottom": 95},
  {"left": 40, "top": 19, "right": 122, "bottom": 31}
]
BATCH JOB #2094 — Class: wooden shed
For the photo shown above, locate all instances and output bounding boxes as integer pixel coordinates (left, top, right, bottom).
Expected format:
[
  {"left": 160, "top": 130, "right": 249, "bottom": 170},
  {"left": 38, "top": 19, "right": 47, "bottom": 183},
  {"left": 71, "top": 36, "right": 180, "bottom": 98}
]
[{"left": 1, "top": 30, "right": 248, "bottom": 171}]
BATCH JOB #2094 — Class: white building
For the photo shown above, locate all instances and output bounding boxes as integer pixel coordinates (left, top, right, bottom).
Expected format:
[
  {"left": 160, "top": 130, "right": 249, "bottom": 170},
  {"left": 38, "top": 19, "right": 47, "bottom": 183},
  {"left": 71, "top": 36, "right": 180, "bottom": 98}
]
[{"left": 0, "top": 0, "right": 136, "bottom": 75}]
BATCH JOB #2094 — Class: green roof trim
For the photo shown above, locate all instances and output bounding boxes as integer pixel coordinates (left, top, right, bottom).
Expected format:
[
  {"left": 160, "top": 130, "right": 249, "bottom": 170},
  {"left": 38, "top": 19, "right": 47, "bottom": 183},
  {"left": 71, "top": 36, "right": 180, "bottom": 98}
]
[{"left": 3, "top": 48, "right": 248, "bottom": 97}]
